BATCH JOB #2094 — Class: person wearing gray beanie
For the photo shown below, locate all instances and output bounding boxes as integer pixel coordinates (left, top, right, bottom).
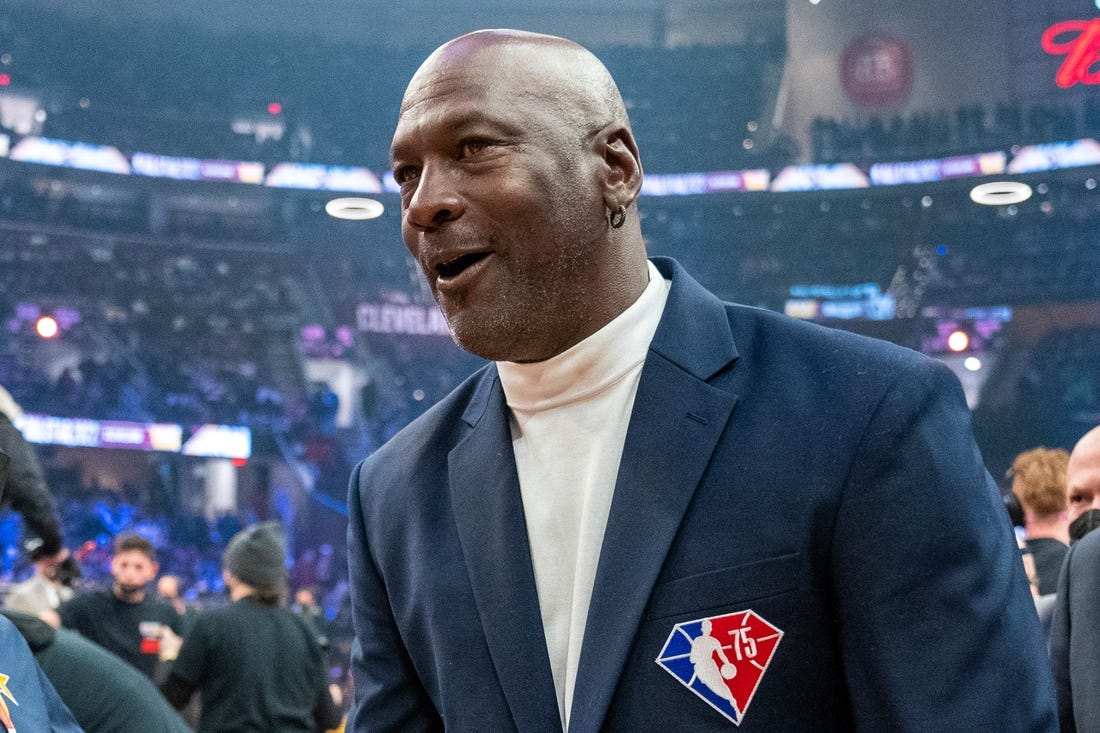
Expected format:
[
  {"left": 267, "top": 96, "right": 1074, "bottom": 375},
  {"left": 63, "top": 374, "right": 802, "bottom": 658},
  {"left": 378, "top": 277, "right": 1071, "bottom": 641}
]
[
  {"left": 161, "top": 522, "right": 343, "bottom": 732},
  {"left": 221, "top": 521, "right": 288, "bottom": 603}
]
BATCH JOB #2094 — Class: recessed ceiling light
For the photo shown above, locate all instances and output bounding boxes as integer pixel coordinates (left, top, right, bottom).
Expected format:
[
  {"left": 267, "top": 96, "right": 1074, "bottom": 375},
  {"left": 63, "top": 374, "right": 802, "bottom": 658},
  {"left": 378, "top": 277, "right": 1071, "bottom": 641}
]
[
  {"left": 969, "top": 181, "right": 1032, "bottom": 206},
  {"left": 325, "top": 197, "right": 384, "bottom": 220}
]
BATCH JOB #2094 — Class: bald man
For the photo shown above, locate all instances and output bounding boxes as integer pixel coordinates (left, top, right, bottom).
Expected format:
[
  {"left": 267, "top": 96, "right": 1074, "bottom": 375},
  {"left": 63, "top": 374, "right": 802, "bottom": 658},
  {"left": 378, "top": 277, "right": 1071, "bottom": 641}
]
[
  {"left": 1065, "top": 425, "right": 1100, "bottom": 530},
  {"left": 346, "top": 29, "right": 1056, "bottom": 731},
  {"left": 1051, "top": 425, "right": 1100, "bottom": 731}
]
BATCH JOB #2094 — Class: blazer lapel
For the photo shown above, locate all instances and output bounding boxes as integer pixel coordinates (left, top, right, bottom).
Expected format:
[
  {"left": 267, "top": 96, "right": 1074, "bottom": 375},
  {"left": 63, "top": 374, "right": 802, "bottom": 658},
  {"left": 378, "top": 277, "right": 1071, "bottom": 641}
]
[
  {"left": 449, "top": 369, "right": 562, "bottom": 733},
  {"left": 569, "top": 258, "right": 740, "bottom": 733}
]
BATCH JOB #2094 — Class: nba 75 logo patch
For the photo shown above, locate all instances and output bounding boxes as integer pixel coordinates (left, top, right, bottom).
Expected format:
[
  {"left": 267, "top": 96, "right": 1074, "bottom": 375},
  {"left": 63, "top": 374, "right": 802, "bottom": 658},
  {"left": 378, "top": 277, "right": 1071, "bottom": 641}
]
[{"left": 655, "top": 610, "right": 783, "bottom": 726}]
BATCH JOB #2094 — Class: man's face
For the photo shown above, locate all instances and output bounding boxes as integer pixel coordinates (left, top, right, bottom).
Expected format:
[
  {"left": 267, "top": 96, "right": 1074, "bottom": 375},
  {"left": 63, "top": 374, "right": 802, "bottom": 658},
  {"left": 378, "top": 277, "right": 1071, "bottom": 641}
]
[
  {"left": 111, "top": 550, "right": 158, "bottom": 594},
  {"left": 1067, "top": 438, "right": 1100, "bottom": 522},
  {"left": 391, "top": 43, "right": 608, "bottom": 362}
]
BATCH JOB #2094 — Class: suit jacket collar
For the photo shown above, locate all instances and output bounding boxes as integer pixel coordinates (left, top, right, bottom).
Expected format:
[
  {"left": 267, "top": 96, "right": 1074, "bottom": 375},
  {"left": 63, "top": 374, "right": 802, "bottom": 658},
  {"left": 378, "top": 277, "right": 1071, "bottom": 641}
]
[
  {"left": 569, "top": 257, "right": 740, "bottom": 732},
  {"left": 451, "top": 370, "right": 562, "bottom": 732},
  {"left": 452, "top": 257, "right": 741, "bottom": 732}
]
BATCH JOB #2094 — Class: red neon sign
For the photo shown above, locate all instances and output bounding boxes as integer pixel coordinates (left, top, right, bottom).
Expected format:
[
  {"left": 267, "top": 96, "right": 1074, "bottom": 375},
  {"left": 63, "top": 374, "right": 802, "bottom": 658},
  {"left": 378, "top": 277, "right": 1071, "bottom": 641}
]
[{"left": 1042, "top": 19, "right": 1100, "bottom": 87}]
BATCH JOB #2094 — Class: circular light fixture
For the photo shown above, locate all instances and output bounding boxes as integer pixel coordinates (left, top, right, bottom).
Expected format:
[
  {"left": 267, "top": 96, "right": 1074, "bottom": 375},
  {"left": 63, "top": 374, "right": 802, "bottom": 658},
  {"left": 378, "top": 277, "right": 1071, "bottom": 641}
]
[
  {"left": 35, "top": 315, "right": 59, "bottom": 339},
  {"left": 969, "top": 181, "right": 1032, "bottom": 206},
  {"left": 325, "top": 197, "right": 384, "bottom": 220},
  {"left": 964, "top": 357, "right": 982, "bottom": 372},
  {"left": 947, "top": 330, "right": 970, "bottom": 353}
]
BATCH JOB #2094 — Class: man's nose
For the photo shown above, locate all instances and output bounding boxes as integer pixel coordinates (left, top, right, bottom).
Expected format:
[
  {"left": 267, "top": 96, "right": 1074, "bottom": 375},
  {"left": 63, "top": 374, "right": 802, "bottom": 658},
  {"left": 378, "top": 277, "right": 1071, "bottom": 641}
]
[{"left": 405, "top": 163, "right": 462, "bottom": 231}]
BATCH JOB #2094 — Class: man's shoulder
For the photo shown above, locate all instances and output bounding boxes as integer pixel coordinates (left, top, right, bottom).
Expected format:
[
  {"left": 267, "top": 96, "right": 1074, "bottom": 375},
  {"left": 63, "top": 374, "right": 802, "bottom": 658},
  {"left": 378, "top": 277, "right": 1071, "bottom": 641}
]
[
  {"left": 138, "top": 594, "right": 181, "bottom": 619},
  {"left": 61, "top": 588, "right": 108, "bottom": 613},
  {"left": 188, "top": 599, "right": 241, "bottom": 629},
  {"left": 0, "top": 615, "right": 71, "bottom": 731},
  {"left": 714, "top": 299, "right": 943, "bottom": 402},
  {"left": 1068, "top": 529, "right": 1100, "bottom": 569},
  {"left": 655, "top": 256, "right": 933, "bottom": 381},
  {"left": 5, "top": 573, "right": 45, "bottom": 595},
  {"left": 47, "top": 626, "right": 193, "bottom": 732},
  {"left": 1028, "top": 536, "right": 1069, "bottom": 554},
  {"left": 0, "top": 612, "right": 27, "bottom": 647},
  {"left": 361, "top": 364, "right": 495, "bottom": 469},
  {"left": 729, "top": 299, "right": 923, "bottom": 360},
  {"left": 350, "top": 364, "right": 496, "bottom": 518}
]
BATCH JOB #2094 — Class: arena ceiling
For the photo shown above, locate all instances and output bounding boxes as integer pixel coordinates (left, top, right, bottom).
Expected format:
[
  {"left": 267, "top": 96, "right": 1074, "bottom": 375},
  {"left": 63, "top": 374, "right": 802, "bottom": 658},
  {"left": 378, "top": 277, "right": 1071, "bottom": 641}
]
[{"left": 16, "top": 0, "right": 784, "bottom": 49}]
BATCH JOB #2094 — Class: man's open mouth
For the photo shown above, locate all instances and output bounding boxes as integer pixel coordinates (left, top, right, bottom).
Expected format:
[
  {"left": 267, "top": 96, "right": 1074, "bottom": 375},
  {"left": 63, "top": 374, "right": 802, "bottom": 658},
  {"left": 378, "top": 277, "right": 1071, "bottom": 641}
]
[{"left": 436, "top": 252, "right": 490, "bottom": 279}]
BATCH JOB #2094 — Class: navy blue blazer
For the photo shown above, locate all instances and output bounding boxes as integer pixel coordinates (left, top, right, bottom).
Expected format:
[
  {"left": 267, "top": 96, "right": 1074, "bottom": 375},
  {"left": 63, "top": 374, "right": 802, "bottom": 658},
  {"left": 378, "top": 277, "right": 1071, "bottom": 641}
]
[{"left": 347, "top": 258, "right": 1056, "bottom": 732}]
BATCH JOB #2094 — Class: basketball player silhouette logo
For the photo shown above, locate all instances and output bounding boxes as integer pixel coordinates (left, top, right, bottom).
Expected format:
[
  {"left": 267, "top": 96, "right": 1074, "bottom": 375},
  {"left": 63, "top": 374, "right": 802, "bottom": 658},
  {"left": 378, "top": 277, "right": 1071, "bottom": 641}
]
[{"left": 656, "top": 610, "right": 783, "bottom": 725}]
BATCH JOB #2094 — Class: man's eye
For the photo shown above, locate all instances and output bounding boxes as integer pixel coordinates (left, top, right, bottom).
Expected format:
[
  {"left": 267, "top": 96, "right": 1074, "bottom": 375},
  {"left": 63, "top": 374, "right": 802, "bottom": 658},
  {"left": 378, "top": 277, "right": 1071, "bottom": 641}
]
[
  {"left": 394, "top": 166, "right": 419, "bottom": 184},
  {"left": 1071, "top": 494, "right": 1085, "bottom": 504},
  {"left": 457, "top": 139, "right": 490, "bottom": 158}
]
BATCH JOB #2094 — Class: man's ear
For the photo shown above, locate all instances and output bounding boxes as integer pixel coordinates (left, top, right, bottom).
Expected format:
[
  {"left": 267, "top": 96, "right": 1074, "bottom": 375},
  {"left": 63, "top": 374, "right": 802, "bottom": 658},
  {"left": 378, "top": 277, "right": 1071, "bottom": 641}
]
[{"left": 599, "top": 125, "right": 643, "bottom": 210}]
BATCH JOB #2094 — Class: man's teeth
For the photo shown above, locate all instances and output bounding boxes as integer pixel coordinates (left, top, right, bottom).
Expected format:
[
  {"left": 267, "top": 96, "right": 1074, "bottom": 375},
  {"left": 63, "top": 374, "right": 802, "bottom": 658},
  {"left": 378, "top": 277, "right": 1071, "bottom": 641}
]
[{"left": 437, "top": 252, "right": 486, "bottom": 278}]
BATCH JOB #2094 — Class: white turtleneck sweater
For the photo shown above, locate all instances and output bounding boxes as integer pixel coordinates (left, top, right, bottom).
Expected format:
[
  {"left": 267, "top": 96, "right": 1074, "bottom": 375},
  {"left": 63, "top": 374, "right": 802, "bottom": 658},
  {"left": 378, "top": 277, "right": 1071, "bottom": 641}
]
[{"left": 496, "top": 260, "right": 670, "bottom": 731}]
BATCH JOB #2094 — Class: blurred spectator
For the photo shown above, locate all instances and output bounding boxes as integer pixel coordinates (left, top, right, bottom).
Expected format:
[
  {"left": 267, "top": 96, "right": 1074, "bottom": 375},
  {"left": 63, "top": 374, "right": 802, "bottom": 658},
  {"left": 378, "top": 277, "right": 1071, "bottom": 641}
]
[
  {"left": 57, "top": 533, "right": 182, "bottom": 680},
  {"left": 1066, "top": 426, "right": 1100, "bottom": 533},
  {"left": 156, "top": 573, "right": 199, "bottom": 636},
  {"left": 291, "top": 585, "right": 329, "bottom": 650},
  {"left": 1010, "top": 447, "right": 1071, "bottom": 596},
  {"left": 3, "top": 542, "right": 80, "bottom": 616},
  {"left": 1050, "top": 425, "right": 1100, "bottom": 730},
  {"left": 2, "top": 609, "right": 191, "bottom": 733},
  {"left": 162, "top": 521, "right": 342, "bottom": 732}
]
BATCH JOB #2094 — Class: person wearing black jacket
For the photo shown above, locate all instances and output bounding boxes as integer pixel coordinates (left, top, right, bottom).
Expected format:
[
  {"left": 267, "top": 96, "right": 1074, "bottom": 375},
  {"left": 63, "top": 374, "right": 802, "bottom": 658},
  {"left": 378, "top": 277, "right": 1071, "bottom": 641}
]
[
  {"left": 162, "top": 521, "right": 343, "bottom": 732},
  {"left": 2, "top": 609, "right": 191, "bottom": 733},
  {"left": 0, "top": 385, "right": 64, "bottom": 556},
  {"left": 0, "top": 449, "right": 84, "bottom": 733}
]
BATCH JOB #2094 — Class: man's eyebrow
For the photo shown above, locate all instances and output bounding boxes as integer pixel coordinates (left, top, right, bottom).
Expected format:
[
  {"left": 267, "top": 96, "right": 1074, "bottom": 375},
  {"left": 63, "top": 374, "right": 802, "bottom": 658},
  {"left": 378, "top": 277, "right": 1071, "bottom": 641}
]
[
  {"left": 389, "top": 141, "right": 409, "bottom": 166},
  {"left": 391, "top": 111, "right": 525, "bottom": 163}
]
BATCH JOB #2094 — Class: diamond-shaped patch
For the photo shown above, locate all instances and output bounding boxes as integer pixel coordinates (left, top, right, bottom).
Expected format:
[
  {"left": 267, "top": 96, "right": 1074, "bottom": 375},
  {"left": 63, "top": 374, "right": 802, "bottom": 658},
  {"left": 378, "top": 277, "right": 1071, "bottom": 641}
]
[{"left": 655, "top": 609, "right": 783, "bottom": 726}]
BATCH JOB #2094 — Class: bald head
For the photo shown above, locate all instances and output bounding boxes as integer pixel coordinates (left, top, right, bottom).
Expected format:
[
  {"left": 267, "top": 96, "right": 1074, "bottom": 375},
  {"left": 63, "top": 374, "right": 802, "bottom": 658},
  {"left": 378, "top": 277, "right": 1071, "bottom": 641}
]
[
  {"left": 1073, "top": 426, "right": 1100, "bottom": 457},
  {"left": 390, "top": 29, "right": 648, "bottom": 362},
  {"left": 402, "top": 29, "right": 630, "bottom": 137},
  {"left": 1067, "top": 426, "right": 1100, "bottom": 523}
]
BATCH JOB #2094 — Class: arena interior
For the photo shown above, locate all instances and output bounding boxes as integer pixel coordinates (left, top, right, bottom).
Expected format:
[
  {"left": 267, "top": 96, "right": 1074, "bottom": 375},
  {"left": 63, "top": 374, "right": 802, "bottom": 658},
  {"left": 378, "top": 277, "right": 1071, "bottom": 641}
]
[{"left": 0, "top": 0, "right": 1097, "bottom": 721}]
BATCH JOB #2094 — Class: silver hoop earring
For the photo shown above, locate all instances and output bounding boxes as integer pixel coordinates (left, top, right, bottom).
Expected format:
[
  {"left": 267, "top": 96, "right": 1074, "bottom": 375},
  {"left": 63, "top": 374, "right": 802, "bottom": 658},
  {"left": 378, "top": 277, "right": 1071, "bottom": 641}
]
[{"left": 609, "top": 204, "right": 626, "bottom": 229}]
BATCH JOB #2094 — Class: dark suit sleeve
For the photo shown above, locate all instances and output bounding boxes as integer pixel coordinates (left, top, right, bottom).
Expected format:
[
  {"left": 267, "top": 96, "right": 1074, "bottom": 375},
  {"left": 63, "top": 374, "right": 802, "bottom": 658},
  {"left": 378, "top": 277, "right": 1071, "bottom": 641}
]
[
  {"left": 1049, "top": 530, "right": 1100, "bottom": 732},
  {"left": 0, "top": 415, "right": 63, "bottom": 554},
  {"left": 346, "top": 459, "right": 443, "bottom": 733},
  {"left": 830, "top": 359, "right": 1057, "bottom": 731},
  {"left": 1050, "top": 541, "right": 1076, "bottom": 733}
]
